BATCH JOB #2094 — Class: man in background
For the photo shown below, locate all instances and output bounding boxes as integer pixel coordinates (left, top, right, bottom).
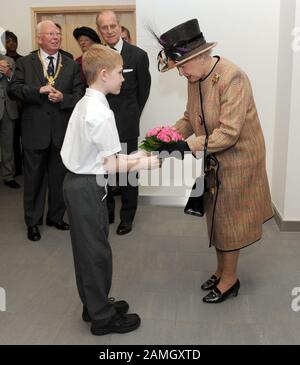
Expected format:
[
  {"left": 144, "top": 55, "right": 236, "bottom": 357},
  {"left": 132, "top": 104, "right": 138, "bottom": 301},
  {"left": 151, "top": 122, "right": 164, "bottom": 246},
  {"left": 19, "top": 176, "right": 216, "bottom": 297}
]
[
  {"left": 121, "top": 26, "right": 131, "bottom": 44},
  {"left": 5, "top": 30, "right": 23, "bottom": 177},
  {"left": 96, "top": 10, "right": 151, "bottom": 235},
  {"left": 0, "top": 52, "right": 19, "bottom": 188},
  {"left": 55, "top": 23, "right": 73, "bottom": 59},
  {"left": 9, "top": 20, "right": 84, "bottom": 241}
]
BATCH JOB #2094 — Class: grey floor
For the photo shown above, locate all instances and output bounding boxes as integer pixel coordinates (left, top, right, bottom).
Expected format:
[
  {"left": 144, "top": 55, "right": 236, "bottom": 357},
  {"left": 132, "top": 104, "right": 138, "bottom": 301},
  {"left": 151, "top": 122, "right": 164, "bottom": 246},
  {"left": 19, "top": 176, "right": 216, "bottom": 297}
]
[{"left": 0, "top": 180, "right": 300, "bottom": 345}]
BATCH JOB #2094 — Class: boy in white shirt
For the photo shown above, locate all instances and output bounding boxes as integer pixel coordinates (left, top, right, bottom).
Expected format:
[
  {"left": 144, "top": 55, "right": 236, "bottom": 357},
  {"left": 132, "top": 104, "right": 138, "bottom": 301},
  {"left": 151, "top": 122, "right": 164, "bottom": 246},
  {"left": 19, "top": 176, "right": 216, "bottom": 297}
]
[{"left": 61, "top": 45, "right": 159, "bottom": 336}]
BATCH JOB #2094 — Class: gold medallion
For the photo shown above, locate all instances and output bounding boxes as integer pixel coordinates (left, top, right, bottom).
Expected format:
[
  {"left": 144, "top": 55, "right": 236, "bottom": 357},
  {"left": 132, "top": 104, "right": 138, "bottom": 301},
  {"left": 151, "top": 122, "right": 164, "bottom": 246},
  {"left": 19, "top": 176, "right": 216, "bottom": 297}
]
[{"left": 48, "top": 76, "right": 55, "bottom": 86}]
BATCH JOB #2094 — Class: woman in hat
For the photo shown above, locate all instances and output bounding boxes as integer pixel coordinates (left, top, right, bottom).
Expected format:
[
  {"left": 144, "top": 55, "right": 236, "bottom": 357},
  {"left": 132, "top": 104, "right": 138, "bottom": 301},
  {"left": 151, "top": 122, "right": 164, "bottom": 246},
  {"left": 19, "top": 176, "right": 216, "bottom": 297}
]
[
  {"left": 73, "top": 26, "right": 101, "bottom": 85},
  {"left": 153, "top": 19, "right": 273, "bottom": 303}
]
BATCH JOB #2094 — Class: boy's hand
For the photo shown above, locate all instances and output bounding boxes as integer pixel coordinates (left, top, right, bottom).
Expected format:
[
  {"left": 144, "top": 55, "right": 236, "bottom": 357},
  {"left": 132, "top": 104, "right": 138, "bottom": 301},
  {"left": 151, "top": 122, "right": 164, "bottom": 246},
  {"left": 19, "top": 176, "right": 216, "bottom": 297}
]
[
  {"left": 128, "top": 150, "right": 151, "bottom": 159},
  {"left": 138, "top": 155, "right": 160, "bottom": 170}
]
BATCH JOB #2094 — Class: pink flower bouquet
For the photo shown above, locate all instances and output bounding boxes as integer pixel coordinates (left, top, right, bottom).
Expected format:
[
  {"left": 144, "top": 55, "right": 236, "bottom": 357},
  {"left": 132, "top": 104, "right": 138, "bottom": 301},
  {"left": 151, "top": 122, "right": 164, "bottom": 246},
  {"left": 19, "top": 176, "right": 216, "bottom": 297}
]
[{"left": 139, "top": 126, "right": 184, "bottom": 152}]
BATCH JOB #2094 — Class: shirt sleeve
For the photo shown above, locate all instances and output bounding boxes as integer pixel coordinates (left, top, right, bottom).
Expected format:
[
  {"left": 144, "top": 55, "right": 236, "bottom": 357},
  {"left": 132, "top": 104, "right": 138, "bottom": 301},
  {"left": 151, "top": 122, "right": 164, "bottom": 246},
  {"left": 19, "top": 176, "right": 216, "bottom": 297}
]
[{"left": 87, "top": 110, "right": 121, "bottom": 157}]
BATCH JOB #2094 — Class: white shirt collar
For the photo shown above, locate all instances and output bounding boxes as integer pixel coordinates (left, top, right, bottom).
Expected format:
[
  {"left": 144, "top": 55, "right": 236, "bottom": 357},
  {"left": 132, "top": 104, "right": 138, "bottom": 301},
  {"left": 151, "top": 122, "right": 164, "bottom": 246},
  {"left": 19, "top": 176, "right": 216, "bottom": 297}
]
[
  {"left": 39, "top": 48, "right": 58, "bottom": 63},
  {"left": 113, "top": 38, "right": 123, "bottom": 53},
  {"left": 85, "top": 88, "right": 110, "bottom": 108}
]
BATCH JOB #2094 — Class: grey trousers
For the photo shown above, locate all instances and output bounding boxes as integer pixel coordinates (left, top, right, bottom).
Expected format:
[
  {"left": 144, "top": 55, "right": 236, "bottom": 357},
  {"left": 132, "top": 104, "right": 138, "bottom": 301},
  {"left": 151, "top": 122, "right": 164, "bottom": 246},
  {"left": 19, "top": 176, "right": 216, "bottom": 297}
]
[
  {"left": 0, "top": 108, "right": 15, "bottom": 181},
  {"left": 63, "top": 172, "right": 116, "bottom": 323}
]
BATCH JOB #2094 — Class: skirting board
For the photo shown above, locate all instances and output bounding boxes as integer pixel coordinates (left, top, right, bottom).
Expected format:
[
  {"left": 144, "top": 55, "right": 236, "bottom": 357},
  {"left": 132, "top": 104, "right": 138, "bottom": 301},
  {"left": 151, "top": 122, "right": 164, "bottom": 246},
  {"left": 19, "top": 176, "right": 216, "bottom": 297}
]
[{"left": 273, "top": 205, "right": 300, "bottom": 232}]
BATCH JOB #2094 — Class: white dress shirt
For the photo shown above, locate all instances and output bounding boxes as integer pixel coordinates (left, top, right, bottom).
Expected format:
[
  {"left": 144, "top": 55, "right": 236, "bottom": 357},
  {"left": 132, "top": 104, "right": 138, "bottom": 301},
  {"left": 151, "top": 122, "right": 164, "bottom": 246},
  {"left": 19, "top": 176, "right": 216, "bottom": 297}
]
[
  {"left": 61, "top": 88, "right": 121, "bottom": 175},
  {"left": 39, "top": 48, "right": 59, "bottom": 72},
  {"left": 112, "top": 37, "right": 123, "bottom": 53}
]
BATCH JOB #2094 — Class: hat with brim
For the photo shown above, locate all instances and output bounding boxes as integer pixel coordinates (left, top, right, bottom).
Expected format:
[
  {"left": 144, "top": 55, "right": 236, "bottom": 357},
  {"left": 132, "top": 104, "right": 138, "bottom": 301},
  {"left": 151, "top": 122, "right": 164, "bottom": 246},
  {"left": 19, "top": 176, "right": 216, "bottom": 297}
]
[
  {"left": 73, "top": 26, "right": 101, "bottom": 44},
  {"left": 157, "top": 19, "right": 217, "bottom": 72}
]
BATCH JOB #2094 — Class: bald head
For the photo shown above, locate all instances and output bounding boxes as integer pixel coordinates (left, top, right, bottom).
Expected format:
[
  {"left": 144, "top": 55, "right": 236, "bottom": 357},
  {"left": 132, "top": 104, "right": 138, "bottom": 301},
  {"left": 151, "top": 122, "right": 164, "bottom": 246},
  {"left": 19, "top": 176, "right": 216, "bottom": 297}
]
[
  {"left": 36, "top": 20, "right": 56, "bottom": 35},
  {"left": 96, "top": 10, "right": 119, "bottom": 26}
]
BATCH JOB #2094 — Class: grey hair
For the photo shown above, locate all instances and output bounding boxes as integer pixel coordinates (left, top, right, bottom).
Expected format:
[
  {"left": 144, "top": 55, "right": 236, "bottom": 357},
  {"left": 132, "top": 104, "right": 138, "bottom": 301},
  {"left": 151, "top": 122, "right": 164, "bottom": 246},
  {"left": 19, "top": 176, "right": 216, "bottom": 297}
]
[{"left": 36, "top": 20, "right": 56, "bottom": 35}]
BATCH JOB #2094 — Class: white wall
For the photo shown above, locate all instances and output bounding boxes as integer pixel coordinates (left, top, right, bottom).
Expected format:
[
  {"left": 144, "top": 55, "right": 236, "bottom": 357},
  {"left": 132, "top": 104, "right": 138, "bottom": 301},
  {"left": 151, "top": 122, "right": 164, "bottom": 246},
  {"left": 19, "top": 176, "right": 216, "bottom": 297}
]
[
  {"left": 272, "top": 0, "right": 295, "bottom": 216},
  {"left": 271, "top": 0, "right": 300, "bottom": 221},
  {"left": 0, "top": 0, "right": 134, "bottom": 55},
  {"left": 282, "top": 0, "right": 300, "bottom": 220},
  {"left": 137, "top": 0, "right": 280, "bottom": 185}
]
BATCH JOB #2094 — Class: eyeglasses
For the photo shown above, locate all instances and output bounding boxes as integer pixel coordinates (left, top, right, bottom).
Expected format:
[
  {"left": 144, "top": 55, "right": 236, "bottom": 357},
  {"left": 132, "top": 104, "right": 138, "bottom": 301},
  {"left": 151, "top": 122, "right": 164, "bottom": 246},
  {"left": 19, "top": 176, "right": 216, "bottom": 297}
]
[{"left": 39, "top": 32, "right": 62, "bottom": 37}]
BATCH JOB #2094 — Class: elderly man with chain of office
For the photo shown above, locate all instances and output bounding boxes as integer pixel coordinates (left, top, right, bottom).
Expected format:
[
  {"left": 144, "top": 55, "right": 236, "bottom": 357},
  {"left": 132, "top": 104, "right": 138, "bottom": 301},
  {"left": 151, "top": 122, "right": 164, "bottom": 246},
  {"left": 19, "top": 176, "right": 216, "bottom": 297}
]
[{"left": 9, "top": 20, "right": 84, "bottom": 241}]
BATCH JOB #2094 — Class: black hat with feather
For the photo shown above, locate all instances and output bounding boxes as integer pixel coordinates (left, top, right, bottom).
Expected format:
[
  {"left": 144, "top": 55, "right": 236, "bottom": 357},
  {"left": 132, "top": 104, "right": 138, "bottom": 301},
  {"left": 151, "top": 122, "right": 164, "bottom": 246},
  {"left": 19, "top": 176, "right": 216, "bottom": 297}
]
[{"left": 154, "top": 19, "right": 217, "bottom": 72}]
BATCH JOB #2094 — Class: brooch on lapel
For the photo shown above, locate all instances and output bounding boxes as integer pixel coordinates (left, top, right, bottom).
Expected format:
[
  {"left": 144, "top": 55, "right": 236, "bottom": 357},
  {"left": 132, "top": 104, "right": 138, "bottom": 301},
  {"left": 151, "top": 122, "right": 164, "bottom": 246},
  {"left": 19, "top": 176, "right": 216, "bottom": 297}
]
[{"left": 212, "top": 73, "right": 221, "bottom": 86}]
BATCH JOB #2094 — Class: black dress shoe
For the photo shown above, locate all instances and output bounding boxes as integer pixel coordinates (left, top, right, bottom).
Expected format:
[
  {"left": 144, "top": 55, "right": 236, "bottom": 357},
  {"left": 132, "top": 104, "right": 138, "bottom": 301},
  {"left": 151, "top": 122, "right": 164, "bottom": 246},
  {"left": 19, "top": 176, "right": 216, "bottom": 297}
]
[
  {"left": 116, "top": 221, "right": 132, "bottom": 235},
  {"left": 46, "top": 219, "right": 69, "bottom": 230},
  {"left": 91, "top": 313, "right": 141, "bottom": 336},
  {"left": 27, "top": 225, "right": 41, "bottom": 241},
  {"left": 201, "top": 275, "right": 220, "bottom": 291},
  {"left": 203, "top": 280, "right": 240, "bottom": 303},
  {"left": 82, "top": 298, "right": 129, "bottom": 322},
  {"left": 4, "top": 180, "right": 20, "bottom": 189}
]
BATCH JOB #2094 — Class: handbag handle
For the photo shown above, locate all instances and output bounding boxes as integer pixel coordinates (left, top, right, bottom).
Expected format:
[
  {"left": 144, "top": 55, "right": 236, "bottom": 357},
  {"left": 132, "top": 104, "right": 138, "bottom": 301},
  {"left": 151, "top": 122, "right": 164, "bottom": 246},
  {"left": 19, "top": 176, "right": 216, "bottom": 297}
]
[{"left": 198, "top": 56, "right": 220, "bottom": 172}]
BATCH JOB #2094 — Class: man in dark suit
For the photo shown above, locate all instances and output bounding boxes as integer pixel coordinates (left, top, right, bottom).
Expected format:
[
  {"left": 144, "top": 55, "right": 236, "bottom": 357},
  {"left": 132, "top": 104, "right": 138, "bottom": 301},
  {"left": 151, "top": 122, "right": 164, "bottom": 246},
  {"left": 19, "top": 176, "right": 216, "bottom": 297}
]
[
  {"left": 96, "top": 10, "right": 151, "bottom": 235},
  {"left": 9, "top": 20, "right": 84, "bottom": 242},
  {"left": 5, "top": 31, "right": 23, "bottom": 178},
  {"left": 0, "top": 54, "right": 20, "bottom": 188}
]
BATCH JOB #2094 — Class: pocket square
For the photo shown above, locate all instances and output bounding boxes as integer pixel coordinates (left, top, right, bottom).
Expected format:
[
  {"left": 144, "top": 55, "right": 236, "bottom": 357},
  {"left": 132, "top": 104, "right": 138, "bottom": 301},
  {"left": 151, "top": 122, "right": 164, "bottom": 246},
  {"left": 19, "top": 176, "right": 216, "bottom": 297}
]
[{"left": 123, "top": 69, "right": 133, "bottom": 73}]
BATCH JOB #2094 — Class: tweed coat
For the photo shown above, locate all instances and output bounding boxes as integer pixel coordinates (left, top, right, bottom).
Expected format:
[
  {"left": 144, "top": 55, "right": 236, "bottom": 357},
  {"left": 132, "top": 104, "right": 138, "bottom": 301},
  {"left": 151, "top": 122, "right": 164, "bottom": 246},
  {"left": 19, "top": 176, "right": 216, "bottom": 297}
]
[{"left": 175, "top": 57, "right": 273, "bottom": 251}]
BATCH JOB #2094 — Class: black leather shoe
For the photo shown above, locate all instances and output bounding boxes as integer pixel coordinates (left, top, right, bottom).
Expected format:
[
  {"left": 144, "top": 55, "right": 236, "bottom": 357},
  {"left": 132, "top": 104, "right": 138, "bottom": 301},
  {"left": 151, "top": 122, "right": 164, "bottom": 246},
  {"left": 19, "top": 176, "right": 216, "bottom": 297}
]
[
  {"left": 201, "top": 275, "right": 220, "bottom": 291},
  {"left": 116, "top": 221, "right": 132, "bottom": 235},
  {"left": 46, "top": 219, "right": 69, "bottom": 230},
  {"left": 203, "top": 280, "right": 240, "bottom": 303},
  {"left": 27, "top": 225, "right": 41, "bottom": 241},
  {"left": 4, "top": 180, "right": 20, "bottom": 189},
  {"left": 82, "top": 298, "right": 129, "bottom": 322},
  {"left": 91, "top": 313, "right": 141, "bottom": 336}
]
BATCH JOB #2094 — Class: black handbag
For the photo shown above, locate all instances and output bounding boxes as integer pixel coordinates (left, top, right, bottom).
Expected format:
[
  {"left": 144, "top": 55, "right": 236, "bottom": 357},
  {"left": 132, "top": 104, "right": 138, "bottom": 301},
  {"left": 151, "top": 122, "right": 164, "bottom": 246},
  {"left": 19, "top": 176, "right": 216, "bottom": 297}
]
[{"left": 184, "top": 157, "right": 217, "bottom": 217}]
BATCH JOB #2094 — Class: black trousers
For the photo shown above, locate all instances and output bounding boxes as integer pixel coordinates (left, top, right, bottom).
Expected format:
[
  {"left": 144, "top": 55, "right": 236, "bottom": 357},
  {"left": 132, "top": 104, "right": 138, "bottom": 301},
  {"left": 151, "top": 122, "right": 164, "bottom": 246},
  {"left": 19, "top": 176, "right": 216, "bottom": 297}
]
[
  {"left": 63, "top": 173, "right": 116, "bottom": 323},
  {"left": 106, "top": 139, "right": 139, "bottom": 223},
  {"left": 13, "top": 117, "right": 23, "bottom": 176},
  {"left": 23, "top": 143, "right": 66, "bottom": 227}
]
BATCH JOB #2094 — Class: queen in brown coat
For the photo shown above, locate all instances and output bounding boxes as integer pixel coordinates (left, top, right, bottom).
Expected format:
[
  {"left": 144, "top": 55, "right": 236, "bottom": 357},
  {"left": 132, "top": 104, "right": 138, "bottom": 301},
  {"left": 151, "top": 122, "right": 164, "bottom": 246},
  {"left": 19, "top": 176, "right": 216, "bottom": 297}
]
[{"left": 154, "top": 19, "right": 273, "bottom": 303}]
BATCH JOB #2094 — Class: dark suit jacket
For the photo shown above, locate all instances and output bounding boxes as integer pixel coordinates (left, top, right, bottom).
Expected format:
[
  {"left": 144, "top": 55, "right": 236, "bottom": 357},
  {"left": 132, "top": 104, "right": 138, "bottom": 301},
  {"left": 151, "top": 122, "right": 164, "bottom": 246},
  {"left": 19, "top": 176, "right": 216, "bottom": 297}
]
[
  {"left": 8, "top": 51, "right": 84, "bottom": 149},
  {"left": 107, "top": 41, "right": 151, "bottom": 141},
  {"left": 0, "top": 55, "right": 18, "bottom": 120}
]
